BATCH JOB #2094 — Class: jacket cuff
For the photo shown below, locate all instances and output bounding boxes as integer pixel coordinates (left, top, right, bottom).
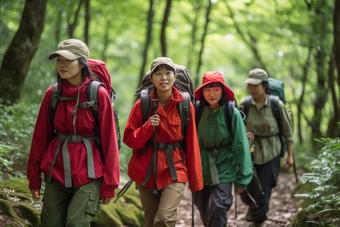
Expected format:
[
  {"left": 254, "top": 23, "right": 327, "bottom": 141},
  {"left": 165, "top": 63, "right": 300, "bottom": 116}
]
[
  {"left": 234, "top": 182, "right": 247, "bottom": 190},
  {"left": 28, "top": 182, "right": 41, "bottom": 190},
  {"left": 100, "top": 189, "right": 116, "bottom": 198}
]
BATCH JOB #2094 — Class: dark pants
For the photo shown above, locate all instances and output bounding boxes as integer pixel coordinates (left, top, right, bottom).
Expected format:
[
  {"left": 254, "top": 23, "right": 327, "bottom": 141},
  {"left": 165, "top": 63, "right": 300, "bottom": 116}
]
[
  {"left": 240, "top": 155, "right": 280, "bottom": 223},
  {"left": 194, "top": 183, "right": 233, "bottom": 227}
]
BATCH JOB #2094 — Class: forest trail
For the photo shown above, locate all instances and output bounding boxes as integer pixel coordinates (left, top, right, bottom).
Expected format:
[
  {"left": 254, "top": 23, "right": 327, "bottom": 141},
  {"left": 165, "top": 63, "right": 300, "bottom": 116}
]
[{"left": 176, "top": 172, "right": 298, "bottom": 227}]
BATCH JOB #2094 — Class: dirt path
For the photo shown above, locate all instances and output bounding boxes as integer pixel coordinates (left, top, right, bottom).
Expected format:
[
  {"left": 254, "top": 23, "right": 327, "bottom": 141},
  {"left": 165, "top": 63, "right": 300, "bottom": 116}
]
[{"left": 176, "top": 172, "right": 298, "bottom": 227}]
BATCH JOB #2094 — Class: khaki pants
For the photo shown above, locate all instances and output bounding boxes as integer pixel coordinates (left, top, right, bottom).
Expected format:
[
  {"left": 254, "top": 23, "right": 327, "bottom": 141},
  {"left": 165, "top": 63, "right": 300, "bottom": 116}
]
[
  {"left": 137, "top": 182, "right": 185, "bottom": 227},
  {"left": 41, "top": 178, "right": 102, "bottom": 227}
]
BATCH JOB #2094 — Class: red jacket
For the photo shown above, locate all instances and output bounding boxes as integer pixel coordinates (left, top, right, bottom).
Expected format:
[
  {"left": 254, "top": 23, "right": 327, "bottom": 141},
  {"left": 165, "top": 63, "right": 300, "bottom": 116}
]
[
  {"left": 27, "top": 77, "right": 120, "bottom": 197},
  {"left": 124, "top": 87, "right": 203, "bottom": 192}
]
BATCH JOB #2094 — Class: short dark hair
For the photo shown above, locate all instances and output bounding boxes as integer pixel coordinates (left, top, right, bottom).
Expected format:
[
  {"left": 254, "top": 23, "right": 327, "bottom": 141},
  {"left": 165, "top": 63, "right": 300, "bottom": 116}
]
[
  {"left": 200, "top": 82, "right": 229, "bottom": 107},
  {"left": 261, "top": 81, "right": 271, "bottom": 94},
  {"left": 151, "top": 64, "right": 176, "bottom": 78}
]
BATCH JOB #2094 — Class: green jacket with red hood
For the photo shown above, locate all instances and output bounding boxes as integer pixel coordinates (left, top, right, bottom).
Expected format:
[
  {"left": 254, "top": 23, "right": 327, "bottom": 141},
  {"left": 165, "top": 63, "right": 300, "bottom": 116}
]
[{"left": 195, "top": 71, "right": 253, "bottom": 189}]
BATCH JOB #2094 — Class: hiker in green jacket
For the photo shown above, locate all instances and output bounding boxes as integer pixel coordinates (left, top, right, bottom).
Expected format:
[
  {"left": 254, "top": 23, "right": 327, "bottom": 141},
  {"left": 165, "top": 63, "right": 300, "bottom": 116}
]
[
  {"left": 239, "top": 68, "right": 293, "bottom": 227},
  {"left": 194, "top": 71, "right": 253, "bottom": 227}
]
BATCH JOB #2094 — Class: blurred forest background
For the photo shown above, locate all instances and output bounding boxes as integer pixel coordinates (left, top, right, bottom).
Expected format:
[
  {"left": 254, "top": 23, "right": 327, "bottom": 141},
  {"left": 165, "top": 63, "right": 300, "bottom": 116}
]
[{"left": 0, "top": 0, "right": 340, "bottom": 178}]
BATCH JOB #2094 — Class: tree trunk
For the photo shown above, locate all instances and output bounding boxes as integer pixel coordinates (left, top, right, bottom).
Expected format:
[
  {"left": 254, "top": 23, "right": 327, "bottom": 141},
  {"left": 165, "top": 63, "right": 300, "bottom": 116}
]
[
  {"left": 309, "top": 0, "right": 329, "bottom": 145},
  {"left": 161, "top": 0, "right": 172, "bottom": 57},
  {"left": 194, "top": 0, "right": 212, "bottom": 89},
  {"left": 138, "top": 0, "right": 154, "bottom": 87},
  {"left": 297, "top": 46, "right": 312, "bottom": 143},
  {"left": 84, "top": 0, "right": 90, "bottom": 44},
  {"left": 67, "top": 0, "right": 83, "bottom": 38},
  {"left": 327, "top": 0, "right": 340, "bottom": 137},
  {"left": 187, "top": 3, "right": 201, "bottom": 73},
  {"left": 101, "top": 20, "right": 111, "bottom": 63},
  {"left": 55, "top": 7, "right": 63, "bottom": 44},
  {"left": 326, "top": 48, "right": 339, "bottom": 137},
  {"left": 0, "top": 0, "right": 46, "bottom": 103}
]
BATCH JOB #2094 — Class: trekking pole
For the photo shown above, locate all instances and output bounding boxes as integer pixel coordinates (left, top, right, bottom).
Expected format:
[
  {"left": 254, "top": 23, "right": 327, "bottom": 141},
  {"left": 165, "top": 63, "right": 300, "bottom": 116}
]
[
  {"left": 292, "top": 151, "right": 298, "bottom": 183},
  {"left": 192, "top": 192, "right": 195, "bottom": 227},
  {"left": 250, "top": 142, "right": 264, "bottom": 196},
  {"left": 234, "top": 186, "right": 237, "bottom": 219},
  {"left": 152, "top": 99, "right": 159, "bottom": 199},
  {"left": 246, "top": 190, "right": 259, "bottom": 208},
  {"left": 113, "top": 179, "right": 133, "bottom": 203}
]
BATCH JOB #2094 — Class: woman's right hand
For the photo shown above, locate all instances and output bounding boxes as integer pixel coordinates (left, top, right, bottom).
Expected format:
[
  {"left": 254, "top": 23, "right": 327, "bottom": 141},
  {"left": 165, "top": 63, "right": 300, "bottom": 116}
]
[
  {"left": 30, "top": 189, "right": 41, "bottom": 199},
  {"left": 150, "top": 114, "right": 160, "bottom": 127}
]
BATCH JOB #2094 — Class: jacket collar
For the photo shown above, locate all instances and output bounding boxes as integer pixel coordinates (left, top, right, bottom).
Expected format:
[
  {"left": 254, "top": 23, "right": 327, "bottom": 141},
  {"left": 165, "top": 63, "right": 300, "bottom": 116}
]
[
  {"left": 62, "top": 77, "right": 92, "bottom": 96},
  {"left": 250, "top": 95, "right": 269, "bottom": 106},
  {"left": 151, "top": 87, "right": 185, "bottom": 116}
]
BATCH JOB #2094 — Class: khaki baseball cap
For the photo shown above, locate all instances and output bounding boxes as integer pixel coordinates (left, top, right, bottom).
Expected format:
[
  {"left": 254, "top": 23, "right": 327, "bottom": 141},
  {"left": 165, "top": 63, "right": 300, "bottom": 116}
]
[
  {"left": 150, "top": 57, "right": 175, "bottom": 74},
  {"left": 244, "top": 68, "right": 268, "bottom": 85},
  {"left": 49, "top": 39, "right": 90, "bottom": 61}
]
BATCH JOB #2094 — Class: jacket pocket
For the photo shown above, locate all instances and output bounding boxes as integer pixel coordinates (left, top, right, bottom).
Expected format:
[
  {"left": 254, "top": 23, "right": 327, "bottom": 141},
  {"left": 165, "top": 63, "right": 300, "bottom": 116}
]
[
  {"left": 85, "top": 192, "right": 100, "bottom": 216},
  {"left": 167, "top": 118, "right": 183, "bottom": 138}
]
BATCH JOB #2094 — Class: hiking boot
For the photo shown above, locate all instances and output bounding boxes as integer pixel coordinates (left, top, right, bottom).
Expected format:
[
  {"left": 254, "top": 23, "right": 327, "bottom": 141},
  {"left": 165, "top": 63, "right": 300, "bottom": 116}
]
[{"left": 245, "top": 207, "right": 252, "bottom": 222}]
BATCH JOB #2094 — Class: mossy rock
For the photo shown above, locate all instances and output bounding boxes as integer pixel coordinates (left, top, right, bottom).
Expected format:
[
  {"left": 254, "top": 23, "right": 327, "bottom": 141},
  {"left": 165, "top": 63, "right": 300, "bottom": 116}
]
[
  {"left": 0, "top": 199, "right": 16, "bottom": 218},
  {"left": 0, "top": 200, "right": 28, "bottom": 227},
  {"left": 0, "top": 183, "right": 8, "bottom": 200},
  {"left": 0, "top": 191, "right": 8, "bottom": 200},
  {"left": 114, "top": 198, "right": 144, "bottom": 227},
  {"left": 11, "top": 193, "right": 31, "bottom": 202},
  {"left": 3, "top": 178, "right": 31, "bottom": 198},
  {"left": 92, "top": 202, "right": 122, "bottom": 227},
  {"left": 13, "top": 203, "right": 41, "bottom": 227},
  {"left": 123, "top": 193, "right": 142, "bottom": 210}
]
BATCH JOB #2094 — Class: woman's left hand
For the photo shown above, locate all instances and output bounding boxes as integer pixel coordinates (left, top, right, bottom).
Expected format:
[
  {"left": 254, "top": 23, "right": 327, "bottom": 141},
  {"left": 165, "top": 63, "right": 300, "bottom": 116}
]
[
  {"left": 100, "top": 196, "right": 112, "bottom": 205},
  {"left": 284, "top": 153, "right": 294, "bottom": 169},
  {"left": 235, "top": 187, "right": 244, "bottom": 194}
]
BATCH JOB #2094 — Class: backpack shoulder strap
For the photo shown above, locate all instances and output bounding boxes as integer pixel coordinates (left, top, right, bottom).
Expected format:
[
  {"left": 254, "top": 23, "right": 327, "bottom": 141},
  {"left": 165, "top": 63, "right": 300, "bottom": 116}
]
[
  {"left": 50, "top": 83, "right": 60, "bottom": 126},
  {"left": 242, "top": 95, "right": 252, "bottom": 116},
  {"left": 195, "top": 101, "right": 202, "bottom": 127},
  {"left": 178, "top": 92, "right": 191, "bottom": 137},
  {"left": 140, "top": 88, "right": 152, "bottom": 124},
  {"left": 270, "top": 95, "right": 282, "bottom": 132},
  {"left": 87, "top": 80, "right": 103, "bottom": 112},
  {"left": 87, "top": 80, "right": 105, "bottom": 134},
  {"left": 224, "top": 100, "right": 234, "bottom": 136}
]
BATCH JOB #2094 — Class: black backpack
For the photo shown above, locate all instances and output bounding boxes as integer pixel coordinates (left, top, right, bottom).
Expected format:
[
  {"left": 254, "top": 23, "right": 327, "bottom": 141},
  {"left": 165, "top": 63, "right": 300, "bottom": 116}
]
[{"left": 50, "top": 60, "right": 121, "bottom": 163}]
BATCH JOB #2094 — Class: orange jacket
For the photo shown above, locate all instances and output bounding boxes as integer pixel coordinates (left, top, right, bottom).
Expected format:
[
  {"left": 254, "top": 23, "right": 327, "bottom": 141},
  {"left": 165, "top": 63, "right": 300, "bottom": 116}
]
[{"left": 124, "top": 87, "right": 203, "bottom": 192}]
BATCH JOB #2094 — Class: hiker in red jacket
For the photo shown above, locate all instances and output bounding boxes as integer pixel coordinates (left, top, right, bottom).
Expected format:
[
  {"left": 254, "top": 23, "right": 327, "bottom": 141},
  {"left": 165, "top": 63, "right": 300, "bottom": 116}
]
[
  {"left": 124, "top": 57, "right": 203, "bottom": 227},
  {"left": 27, "top": 39, "right": 120, "bottom": 226}
]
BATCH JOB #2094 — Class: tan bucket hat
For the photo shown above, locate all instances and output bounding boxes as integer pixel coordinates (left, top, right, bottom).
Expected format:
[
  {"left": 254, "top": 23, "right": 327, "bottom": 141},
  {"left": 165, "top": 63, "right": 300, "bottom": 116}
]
[
  {"left": 244, "top": 68, "right": 268, "bottom": 85},
  {"left": 150, "top": 57, "right": 175, "bottom": 74}
]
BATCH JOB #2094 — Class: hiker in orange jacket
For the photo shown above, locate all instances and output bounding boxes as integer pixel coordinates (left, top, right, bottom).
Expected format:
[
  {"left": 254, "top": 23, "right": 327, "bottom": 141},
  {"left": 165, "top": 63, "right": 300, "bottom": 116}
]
[
  {"left": 124, "top": 57, "right": 203, "bottom": 227},
  {"left": 27, "top": 39, "right": 120, "bottom": 226}
]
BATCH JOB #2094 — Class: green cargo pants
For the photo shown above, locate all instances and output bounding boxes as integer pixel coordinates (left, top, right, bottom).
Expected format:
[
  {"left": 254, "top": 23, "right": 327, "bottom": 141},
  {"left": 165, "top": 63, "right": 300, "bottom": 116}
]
[{"left": 41, "top": 178, "right": 102, "bottom": 227}]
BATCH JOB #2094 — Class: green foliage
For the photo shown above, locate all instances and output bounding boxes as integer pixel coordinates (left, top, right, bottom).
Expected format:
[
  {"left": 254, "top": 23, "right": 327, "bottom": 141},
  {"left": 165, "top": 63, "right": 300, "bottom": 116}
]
[
  {"left": 295, "top": 137, "right": 340, "bottom": 226},
  {"left": 0, "top": 102, "right": 39, "bottom": 174}
]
